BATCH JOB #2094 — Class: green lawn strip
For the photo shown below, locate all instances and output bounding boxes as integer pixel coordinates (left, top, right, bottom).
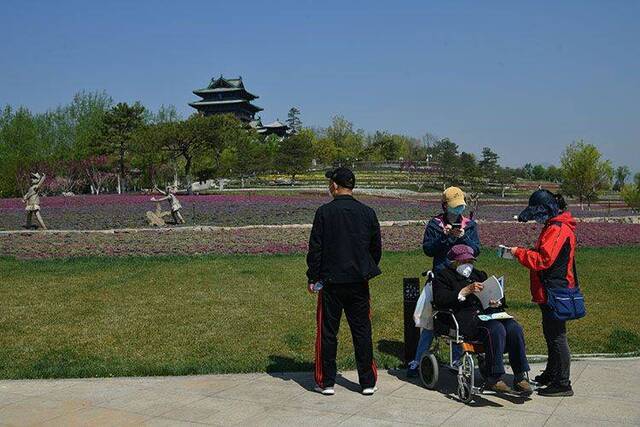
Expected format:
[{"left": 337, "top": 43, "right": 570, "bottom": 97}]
[{"left": 0, "top": 247, "right": 638, "bottom": 379}]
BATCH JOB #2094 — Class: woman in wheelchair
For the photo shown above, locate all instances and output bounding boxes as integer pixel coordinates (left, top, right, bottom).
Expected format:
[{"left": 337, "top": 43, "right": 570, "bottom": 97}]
[{"left": 432, "top": 244, "right": 533, "bottom": 396}]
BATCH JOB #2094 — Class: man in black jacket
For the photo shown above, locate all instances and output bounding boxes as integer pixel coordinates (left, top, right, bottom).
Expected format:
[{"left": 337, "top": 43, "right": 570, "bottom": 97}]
[{"left": 306, "top": 167, "right": 382, "bottom": 396}]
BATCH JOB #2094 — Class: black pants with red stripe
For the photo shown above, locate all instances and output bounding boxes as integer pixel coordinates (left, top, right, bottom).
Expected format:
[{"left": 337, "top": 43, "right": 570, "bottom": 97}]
[{"left": 315, "top": 282, "right": 377, "bottom": 389}]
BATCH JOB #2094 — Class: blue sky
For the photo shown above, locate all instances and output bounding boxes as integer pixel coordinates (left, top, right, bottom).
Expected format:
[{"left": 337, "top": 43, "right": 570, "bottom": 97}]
[{"left": 1, "top": 0, "right": 638, "bottom": 172}]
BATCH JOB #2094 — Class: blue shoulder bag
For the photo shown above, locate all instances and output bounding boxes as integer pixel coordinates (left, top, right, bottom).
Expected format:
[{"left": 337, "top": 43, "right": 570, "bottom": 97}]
[{"left": 545, "top": 260, "right": 586, "bottom": 321}]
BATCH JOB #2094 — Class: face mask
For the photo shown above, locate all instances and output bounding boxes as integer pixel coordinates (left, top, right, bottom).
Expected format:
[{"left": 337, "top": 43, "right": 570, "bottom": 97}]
[
  {"left": 456, "top": 263, "right": 473, "bottom": 278},
  {"left": 446, "top": 205, "right": 465, "bottom": 223},
  {"left": 447, "top": 205, "right": 465, "bottom": 215}
]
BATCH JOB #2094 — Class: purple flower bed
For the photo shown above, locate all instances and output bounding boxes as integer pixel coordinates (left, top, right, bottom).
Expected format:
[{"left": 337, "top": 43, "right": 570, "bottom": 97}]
[
  {"left": 3, "top": 222, "right": 639, "bottom": 260},
  {"left": 0, "top": 193, "right": 634, "bottom": 231},
  {"left": 0, "top": 193, "right": 439, "bottom": 230}
]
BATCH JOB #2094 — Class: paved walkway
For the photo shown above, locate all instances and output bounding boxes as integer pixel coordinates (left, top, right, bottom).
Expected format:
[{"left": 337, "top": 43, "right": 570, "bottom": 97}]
[{"left": 0, "top": 359, "right": 638, "bottom": 426}]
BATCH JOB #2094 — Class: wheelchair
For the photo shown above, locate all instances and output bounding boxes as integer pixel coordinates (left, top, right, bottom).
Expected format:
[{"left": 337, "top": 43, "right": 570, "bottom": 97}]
[
  {"left": 415, "top": 270, "right": 487, "bottom": 403},
  {"left": 419, "top": 309, "right": 487, "bottom": 403}
]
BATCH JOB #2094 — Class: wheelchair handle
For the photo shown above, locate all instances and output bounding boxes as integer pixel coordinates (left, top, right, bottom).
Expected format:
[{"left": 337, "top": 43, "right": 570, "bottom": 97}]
[{"left": 421, "top": 270, "right": 434, "bottom": 280}]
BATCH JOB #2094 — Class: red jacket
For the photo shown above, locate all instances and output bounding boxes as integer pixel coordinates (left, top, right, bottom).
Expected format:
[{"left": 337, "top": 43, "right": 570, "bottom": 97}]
[{"left": 514, "top": 211, "right": 578, "bottom": 304}]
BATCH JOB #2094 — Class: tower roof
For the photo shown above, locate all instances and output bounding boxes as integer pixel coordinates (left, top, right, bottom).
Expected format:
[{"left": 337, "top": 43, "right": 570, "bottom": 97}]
[
  {"left": 193, "top": 75, "right": 258, "bottom": 99},
  {"left": 190, "top": 74, "right": 263, "bottom": 121}
]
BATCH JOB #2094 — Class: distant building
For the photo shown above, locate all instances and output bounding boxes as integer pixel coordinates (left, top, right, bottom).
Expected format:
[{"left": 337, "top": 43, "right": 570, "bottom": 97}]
[
  {"left": 249, "top": 117, "right": 289, "bottom": 137},
  {"left": 189, "top": 75, "right": 263, "bottom": 122},
  {"left": 189, "top": 75, "right": 291, "bottom": 137}
]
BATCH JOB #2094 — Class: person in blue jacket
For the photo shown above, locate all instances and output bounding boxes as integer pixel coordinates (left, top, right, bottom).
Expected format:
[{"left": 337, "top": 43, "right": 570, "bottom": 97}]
[
  {"left": 423, "top": 186, "right": 480, "bottom": 272},
  {"left": 408, "top": 186, "right": 481, "bottom": 377}
]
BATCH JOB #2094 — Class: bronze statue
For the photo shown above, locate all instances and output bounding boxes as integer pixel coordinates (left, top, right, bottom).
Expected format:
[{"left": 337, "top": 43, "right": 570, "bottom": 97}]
[{"left": 23, "top": 173, "right": 47, "bottom": 230}]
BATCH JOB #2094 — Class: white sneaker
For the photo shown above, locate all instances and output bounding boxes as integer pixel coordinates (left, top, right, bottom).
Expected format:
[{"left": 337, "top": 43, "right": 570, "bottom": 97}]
[
  {"left": 314, "top": 385, "right": 335, "bottom": 395},
  {"left": 362, "top": 386, "right": 378, "bottom": 395}
]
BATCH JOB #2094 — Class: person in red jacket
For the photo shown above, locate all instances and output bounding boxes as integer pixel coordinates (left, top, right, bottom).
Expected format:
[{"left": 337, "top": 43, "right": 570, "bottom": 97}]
[{"left": 509, "top": 189, "right": 576, "bottom": 397}]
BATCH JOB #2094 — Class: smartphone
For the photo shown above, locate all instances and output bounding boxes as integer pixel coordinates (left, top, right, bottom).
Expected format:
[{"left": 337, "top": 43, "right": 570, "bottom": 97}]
[{"left": 451, "top": 222, "right": 462, "bottom": 230}]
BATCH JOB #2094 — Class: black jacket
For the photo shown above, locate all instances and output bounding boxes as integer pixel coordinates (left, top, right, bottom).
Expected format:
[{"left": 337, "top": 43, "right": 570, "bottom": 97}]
[
  {"left": 432, "top": 266, "right": 505, "bottom": 339},
  {"left": 306, "top": 195, "right": 382, "bottom": 284}
]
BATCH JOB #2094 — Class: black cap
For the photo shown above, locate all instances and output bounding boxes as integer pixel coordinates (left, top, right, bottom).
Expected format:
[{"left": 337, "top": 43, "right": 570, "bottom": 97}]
[
  {"left": 517, "top": 189, "right": 559, "bottom": 222},
  {"left": 325, "top": 167, "right": 355, "bottom": 189}
]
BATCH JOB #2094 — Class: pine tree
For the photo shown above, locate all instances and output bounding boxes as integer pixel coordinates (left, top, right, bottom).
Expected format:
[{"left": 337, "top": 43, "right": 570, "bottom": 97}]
[{"left": 286, "top": 107, "right": 302, "bottom": 133}]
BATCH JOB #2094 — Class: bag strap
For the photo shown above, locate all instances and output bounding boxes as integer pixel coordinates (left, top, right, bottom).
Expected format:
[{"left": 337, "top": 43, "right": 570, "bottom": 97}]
[{"left": 553, "top": 220, "right": 580, "bottom": 290}]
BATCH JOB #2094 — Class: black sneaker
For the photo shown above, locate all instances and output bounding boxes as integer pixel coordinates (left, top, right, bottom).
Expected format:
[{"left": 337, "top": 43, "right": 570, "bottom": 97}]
[
  {"left": 537, "top": 383, "right": 574, "bottom": 397},
  {"left": 534, "top": 370, "right": 553, "bottom": 386}
]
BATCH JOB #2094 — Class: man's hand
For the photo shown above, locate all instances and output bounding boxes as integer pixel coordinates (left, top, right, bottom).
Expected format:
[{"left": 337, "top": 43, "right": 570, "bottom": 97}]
[
  {"left": 461, "top": 282, "right": 483, "bottom": 296},
  {"left": 489, "top": 299, "right": 502, "bottom": 308},
  {"left": 510, "top": 247, "right": 518, "bottom": 256},
  {"left": 307, "top": 283, "right": 317, "bottom": 294}
]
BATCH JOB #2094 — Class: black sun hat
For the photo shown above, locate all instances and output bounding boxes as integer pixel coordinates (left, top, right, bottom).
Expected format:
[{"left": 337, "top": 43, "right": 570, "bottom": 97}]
[
  {"left": 325, "top": 167, "right": 356, "bottom": 189},
  {"left": 517, "top": 189, "right": 559, "bottom": 222}
]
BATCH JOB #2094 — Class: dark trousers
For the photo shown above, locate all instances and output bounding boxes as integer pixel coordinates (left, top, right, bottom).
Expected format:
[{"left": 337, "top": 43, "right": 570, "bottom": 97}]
[
  {"left": 540, "top": 304, "right": 571, "bottom": 386},
  {"left": 475, "top": 319, "right": 530, "bottom": 381},
  {"left": 315, "top": 282, "right": 377, "bottom": 389}
]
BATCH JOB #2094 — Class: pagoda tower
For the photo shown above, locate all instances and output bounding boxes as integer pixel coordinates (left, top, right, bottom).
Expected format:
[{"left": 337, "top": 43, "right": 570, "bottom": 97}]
[{"left": 189, "top": 75, "right": 263, "bottom": 122}]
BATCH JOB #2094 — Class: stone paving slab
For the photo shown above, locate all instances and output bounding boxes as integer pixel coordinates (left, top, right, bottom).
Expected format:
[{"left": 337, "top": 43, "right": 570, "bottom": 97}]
[{"left": 0, "top": 359, "right": 638, "bottom": 426}]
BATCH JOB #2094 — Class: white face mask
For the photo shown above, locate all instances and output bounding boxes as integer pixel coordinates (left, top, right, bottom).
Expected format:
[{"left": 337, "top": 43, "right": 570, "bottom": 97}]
[{"left": 456, "top": 263, "right": 474, "bottom": 278}]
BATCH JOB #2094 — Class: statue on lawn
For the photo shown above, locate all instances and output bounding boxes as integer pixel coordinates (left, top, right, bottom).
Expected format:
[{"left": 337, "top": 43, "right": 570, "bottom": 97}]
[
  {"left": 147, "top": 186, "right": 186, "bottom": 226},
  {"left": 23, "top": 172, "right": 47, "bottom": 230}
]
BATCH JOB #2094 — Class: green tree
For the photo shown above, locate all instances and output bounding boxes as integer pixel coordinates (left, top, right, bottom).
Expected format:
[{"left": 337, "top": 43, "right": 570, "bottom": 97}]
[
  {"left": 96, "top": 102, "right": 146, "bottom": 193},
  {"left": 0, "top": 106, "right": 43, "bottom": 196},
  {"left": 276, "top": 128, "right": 314, "bottom": 181},
  {"left": 430, "top": 138, "right": 460, "bottom": 188},
  {"left": 365, "top": 131, "right": 404, "bottom": 161},
  {"left": 613, "top": 166, "right": 630, "bottom": 192},
  {"left": 496, "top": 167, "right": 517, "bottom": 198},
  {"left": 137, "top": 114, "right": 245, "bottom": 191},
  {"left": 404, "top": 136, "right": 429, "bottom": 161},
  {"left": 153, "top": 104, "right": 181, "bottom": 124},
  {"left": 286, "top": 107, "right": 302, "bottom": 133},
  {"left": 230, "top": 130, "right": 272, "bottom": 186},
  {"left": 546, "top": 165, "right": 563, "bottom": 183},
  {"left": 560, "top": 141, "right": 613, "bottom": 209},
  {"left": 620, "top": 172, "right": 640, "bottom": 210},
  {"left": 459, "top": 151, "right": 479, "bottom": 187},
  {"left": 531, "top": 164, "right": 548, "bottom": 181},
  {"left": 193, "top": 114, "right": 246, "bottom": 180},
  {"left": 0, "top": 91, "right": 112, "bottom": 196},
  {"left": 326, "top": 116, "right": 364, "bottom": 163},
  {"left": 66, "top": 91, "right": 113, "bottom": 159},
  {"left": 313, "top": 137, "right": 338, "bottom": 165},
  {"left": 478, "top": 147, "right": 499, "bottom": 181}
]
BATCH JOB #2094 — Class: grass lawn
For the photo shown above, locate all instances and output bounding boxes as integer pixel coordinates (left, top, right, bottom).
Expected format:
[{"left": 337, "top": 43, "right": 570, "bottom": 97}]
[{"left": 0, "top": 247, "right": 638, "bottom": 379}]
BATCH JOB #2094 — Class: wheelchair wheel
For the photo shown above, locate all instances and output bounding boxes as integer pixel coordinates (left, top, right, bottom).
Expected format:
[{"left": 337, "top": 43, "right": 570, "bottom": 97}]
[
  {"left": 457, "top": 352, "right": 475, "bottom": 403},
  {"left": 419, "top": 352, "right": 439, "bottom": 389}
]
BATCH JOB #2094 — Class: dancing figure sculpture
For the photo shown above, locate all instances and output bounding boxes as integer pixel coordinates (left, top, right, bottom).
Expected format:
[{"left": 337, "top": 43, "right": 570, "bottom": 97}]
[
  {"left": 150, "top": 186, "right": 186, "bottom": 225},
  {"left": 23, "top": 173, "right": 47, "bottom": 230}
]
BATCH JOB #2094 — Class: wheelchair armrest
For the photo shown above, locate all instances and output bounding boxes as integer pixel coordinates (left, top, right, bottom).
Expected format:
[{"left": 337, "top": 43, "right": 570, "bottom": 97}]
[{"left": 433, "top": 310, "right": 461, "bottom": 342}]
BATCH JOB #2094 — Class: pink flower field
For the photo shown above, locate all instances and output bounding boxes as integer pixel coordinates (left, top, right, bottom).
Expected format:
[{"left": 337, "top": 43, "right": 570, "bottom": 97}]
[
  {"left": 2, "top": 222, "right": 639, "bottom": 260},
  {"left": 0, "top": 193, "right": 634, "bottom": 231}
]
